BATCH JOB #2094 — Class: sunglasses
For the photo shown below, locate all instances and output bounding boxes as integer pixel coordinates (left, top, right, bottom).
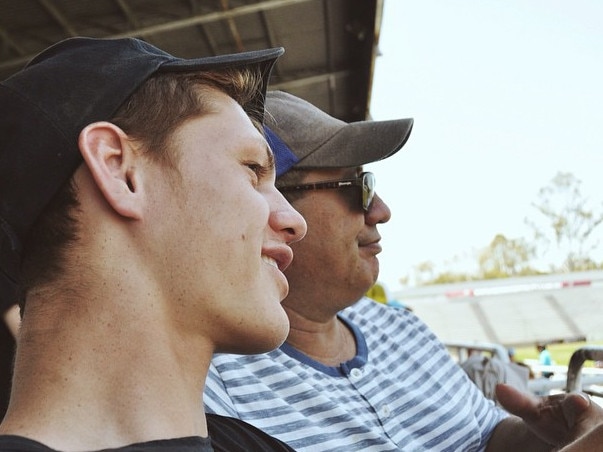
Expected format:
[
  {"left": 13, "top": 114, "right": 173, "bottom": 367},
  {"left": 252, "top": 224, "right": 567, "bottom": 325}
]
[{"left": 278, "top": 172, "right": 375, "bottom": 211}]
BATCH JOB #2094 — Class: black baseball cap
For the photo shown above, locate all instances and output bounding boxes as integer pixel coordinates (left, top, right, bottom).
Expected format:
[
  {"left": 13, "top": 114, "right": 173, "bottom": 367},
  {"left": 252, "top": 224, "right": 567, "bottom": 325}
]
[
  {"left": 0, "top": 37, "right": 284, "bottom": 305},
  {"left": 263, "top": 91, "right": 413, "bottom": 177}
]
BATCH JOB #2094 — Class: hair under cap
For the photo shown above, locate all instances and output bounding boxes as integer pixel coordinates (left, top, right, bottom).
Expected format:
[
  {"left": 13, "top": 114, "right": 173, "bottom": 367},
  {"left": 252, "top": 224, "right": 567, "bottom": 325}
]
[
  {"left": 0, "top": 36, "right": 283, "bottom": 305},
  {"left": 263, "top": 90, "right": 413, "bottom": 177}
]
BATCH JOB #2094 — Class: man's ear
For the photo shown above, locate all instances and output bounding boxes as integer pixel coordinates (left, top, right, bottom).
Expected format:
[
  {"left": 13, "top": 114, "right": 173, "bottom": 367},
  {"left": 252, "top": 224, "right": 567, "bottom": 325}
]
[{"left": 78, "top": 121, "right": 144, "bottom": 220}]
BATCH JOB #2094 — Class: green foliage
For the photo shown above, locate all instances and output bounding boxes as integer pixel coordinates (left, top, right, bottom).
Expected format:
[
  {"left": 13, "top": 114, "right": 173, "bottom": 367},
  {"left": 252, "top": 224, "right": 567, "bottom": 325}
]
[
  {"left": 424, "top": 272, "right": 473, "bottom": 285},
  {"left": 478, "top": 234, "right": 537, "bottom": 278}
]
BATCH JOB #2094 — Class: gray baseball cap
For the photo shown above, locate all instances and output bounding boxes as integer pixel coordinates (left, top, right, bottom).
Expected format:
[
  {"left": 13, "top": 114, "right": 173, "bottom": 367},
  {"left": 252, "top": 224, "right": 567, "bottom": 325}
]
[{"left": 263, "top": 90, "right": 413, "bottom": 177}]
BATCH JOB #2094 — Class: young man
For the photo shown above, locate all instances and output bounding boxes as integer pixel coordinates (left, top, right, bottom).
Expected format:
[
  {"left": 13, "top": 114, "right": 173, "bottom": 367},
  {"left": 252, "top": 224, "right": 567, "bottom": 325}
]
[
  {"left": 206, "top": 91, "right": 603, "bottom": 451},
  {"left": 0, "top": 38, "right": 307, "bottom": 450}
]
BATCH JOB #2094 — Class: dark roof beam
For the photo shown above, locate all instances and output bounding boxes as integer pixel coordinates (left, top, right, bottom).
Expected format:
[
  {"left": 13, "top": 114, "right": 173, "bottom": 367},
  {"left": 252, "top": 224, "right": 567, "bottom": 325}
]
[
  {"left": 0, "top": 27, "right": 26, "bottom": 57},
  {"left": 0, "top": 0, "right": 316, "bottom": 72},
  {"left": 36, "top": 0, "right": 78, "bottom": 37},
  {"left": 114, "top": 0, "right": 142, "bottom": 30},
  {"left": 322, "top": 0, "right": 336, "bottom": 116},
  {"left": 257, "top": 10, "right": 281, "bottom": 77},
  {"left": 197, "top": 24, "right": 219, "bottom": 55},
  {"left": 113, "top": 0, "right": 160, "bottom": 46},
  {"left": 104, "top": 0, "right": 315, "bottom": 39},
  {"left": 366, "top": 0, "right": 385, "bottom": 113},
  {"left": 220, "top": 0, "right": 245, "bottom": 53},
  {"left": 184, "top": 0, "right": 219, "bottom": 55}
]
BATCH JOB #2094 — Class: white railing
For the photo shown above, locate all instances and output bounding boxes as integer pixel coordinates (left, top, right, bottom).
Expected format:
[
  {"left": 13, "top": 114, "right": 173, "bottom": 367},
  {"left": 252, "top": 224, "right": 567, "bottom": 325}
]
[
  {"left": 565, "top": 346, "right": 603, "bottom": 396},
  {"left": 446, "top": 342, "right": 603, "bottom": 402}
]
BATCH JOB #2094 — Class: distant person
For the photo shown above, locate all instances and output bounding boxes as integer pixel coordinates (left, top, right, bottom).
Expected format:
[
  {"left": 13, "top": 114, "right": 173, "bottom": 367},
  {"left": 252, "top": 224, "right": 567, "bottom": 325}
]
[
  {"left": 205, "top": 91, "right": 603, "bottom": 451},
  {"left": 0, "top": 36, "right": 307, "bottom": 450},
  {"left": 508, "top": 347, "right": 535, "bottom": 379},
  {"left": 461, "top": 349, "right": 530, "bottom": 405},
  {"left": 538, "top": 344, "right": 555, "bottom": 378},
  {"left": 365, "top": 283, "right": 411, "bottom": 310},
  {"left": 508, "top": 347, "right": 517, "bottom": 362}
]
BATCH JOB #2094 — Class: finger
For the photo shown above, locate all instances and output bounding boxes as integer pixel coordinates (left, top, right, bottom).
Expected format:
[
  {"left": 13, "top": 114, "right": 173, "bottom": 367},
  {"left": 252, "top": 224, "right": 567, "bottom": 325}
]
[
  {"left": 562, "top": 392, "right": 591, "bottom": 426},
  {"left": 496, "top": 383, "right": 539, "bottom": 418},
  {"left": 557, "top": 424, "right": 603, "bottom": 451},
  {"left": 561, "top": 392, "right": 603, "bottom": 439}
]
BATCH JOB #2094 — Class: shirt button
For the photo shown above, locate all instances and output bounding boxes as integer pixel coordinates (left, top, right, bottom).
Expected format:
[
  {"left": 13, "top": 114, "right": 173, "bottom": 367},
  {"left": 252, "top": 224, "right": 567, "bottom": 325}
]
[
  {"left": 380, "top": 404, "right": 391, "bottom": 418},
  {"left": 350, "top": 368, "right": 363, "bottom": 379}
]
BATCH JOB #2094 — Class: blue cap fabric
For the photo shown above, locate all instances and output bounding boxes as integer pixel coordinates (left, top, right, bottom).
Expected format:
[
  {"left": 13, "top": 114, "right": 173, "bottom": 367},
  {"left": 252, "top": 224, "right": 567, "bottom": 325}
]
[{"left": 264, "top": 126, "right": 300, "bottom": 177}]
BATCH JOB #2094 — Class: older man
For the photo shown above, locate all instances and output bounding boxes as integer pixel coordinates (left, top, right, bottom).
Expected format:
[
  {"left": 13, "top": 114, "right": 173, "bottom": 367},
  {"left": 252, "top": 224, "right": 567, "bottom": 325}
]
[{"left": 206, "top": 91, "right": 603, "bottom": 451}]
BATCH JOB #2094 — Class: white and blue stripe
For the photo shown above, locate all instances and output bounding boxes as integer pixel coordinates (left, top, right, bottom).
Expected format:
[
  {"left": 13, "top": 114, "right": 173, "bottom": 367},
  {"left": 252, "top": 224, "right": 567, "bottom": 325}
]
[{"left": 205, "top": 297, "right": 507, "bottom": 451}]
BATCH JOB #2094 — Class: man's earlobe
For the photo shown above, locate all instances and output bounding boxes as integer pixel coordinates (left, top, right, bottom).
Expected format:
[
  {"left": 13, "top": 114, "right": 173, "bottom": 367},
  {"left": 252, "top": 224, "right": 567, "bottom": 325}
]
[{"left": 78, "top": 122, "right": 144, "bottom": 220}]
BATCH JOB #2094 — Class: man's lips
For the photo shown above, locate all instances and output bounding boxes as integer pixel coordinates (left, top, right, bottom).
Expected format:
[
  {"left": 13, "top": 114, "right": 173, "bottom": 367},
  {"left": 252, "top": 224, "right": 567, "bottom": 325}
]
[
  {"left": 261, "top": 246, "right": 294, "bottom": 272},
  {"left": 359, "top": 238, "right": 382, "bottom": 254}
]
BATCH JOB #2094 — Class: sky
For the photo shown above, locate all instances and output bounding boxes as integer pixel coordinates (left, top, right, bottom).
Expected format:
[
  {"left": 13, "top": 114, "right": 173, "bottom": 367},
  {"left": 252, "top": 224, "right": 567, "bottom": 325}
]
[{"left": 367, "top": 0, "right": 603, "bottom": 292}]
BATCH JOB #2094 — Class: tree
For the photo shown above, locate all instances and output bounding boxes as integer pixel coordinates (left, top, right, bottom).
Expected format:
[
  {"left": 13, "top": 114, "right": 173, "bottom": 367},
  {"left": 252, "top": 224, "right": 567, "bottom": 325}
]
[
  {"left": 478, "top": 234, "right": 538, "bottom": 279},
  {"left": 427, "top": 271, "right": 473, "bottom": 285},
  {"left": 411, "top": 258, "right": 475, "bottom": 285},
  {"left": 525, "top": 172, "right": 603, "bottom": 271},
  {"left": 409, "top": 260, "right": 436, "bottom": 286}
]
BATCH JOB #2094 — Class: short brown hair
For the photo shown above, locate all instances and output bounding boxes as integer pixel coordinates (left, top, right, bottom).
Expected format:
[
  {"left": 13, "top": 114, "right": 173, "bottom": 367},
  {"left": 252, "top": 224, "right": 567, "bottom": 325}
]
[{"left": 111, "top": 68, "right": 265, "bottom": 167}]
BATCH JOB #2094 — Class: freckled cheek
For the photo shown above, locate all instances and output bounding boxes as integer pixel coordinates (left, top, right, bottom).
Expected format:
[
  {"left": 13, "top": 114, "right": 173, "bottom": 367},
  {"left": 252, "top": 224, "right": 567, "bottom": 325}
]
[{"left": 227, "top": 194, "right": 270, "bottom": 245}]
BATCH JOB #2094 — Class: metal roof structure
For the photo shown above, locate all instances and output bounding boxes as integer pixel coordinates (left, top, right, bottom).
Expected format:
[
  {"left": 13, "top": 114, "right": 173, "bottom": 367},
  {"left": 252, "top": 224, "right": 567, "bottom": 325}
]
[{"left": 0, "top": 0, "right": 383, "bottom": 122}]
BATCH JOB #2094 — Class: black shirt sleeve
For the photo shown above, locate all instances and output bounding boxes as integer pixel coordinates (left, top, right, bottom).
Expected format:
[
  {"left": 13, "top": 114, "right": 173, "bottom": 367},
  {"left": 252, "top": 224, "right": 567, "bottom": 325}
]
[{"left": 207, "top": 414, "right": 296, "bottom": 451}]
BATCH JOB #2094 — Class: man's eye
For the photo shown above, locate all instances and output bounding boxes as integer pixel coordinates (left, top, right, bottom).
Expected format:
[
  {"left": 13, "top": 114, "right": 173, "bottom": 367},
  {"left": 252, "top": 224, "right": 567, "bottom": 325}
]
[
  {"left": 247, "top": 163, "right": 260, "bottom": 173},
  {"left": 246, "top": 163, "right": 269, "bottom": 179}
]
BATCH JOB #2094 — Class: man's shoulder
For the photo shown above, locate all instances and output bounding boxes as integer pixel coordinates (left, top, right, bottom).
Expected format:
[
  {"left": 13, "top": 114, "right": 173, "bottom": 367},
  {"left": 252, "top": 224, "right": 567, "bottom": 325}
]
[
  {"left": 342, "top": 297, "right": 446, "bottom": 357},
  {"left": 210, "top": 348, "right": 283, "bottom": 369}
]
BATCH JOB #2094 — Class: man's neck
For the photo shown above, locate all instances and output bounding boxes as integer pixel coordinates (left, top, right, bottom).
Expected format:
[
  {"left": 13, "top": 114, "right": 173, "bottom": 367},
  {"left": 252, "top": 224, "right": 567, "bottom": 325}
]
[
  {"left": 284, "top": 307, "right": 356, "bottom": 366},
  {"left": 1, "top": 300, "right": 211, "bottom": 450}
]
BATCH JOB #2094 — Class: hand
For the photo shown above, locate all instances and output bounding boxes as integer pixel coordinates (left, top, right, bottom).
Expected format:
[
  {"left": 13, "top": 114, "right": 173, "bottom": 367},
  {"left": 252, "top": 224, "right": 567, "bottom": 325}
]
[
  {"left": 495, "top": 383, "right": 603, "bottom": 447},
  {"left": 557, "top": 423, "right": 603, "bottom": 451}
]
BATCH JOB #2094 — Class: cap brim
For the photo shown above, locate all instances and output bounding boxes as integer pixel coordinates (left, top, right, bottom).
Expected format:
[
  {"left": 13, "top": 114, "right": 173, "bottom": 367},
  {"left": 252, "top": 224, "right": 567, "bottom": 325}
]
[
  {"left": 159, "top": 47, "right": 284, "bottom": 72},
  {"left": 295, "top": 117, "right": 414, "bottom": 168}
]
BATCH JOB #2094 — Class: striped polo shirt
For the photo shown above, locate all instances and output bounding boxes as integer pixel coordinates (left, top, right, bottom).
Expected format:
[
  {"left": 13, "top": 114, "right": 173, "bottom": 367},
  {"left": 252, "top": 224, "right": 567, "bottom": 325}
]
[{"left": 205, "top": 297, "right": 507, "bottom": 451}]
